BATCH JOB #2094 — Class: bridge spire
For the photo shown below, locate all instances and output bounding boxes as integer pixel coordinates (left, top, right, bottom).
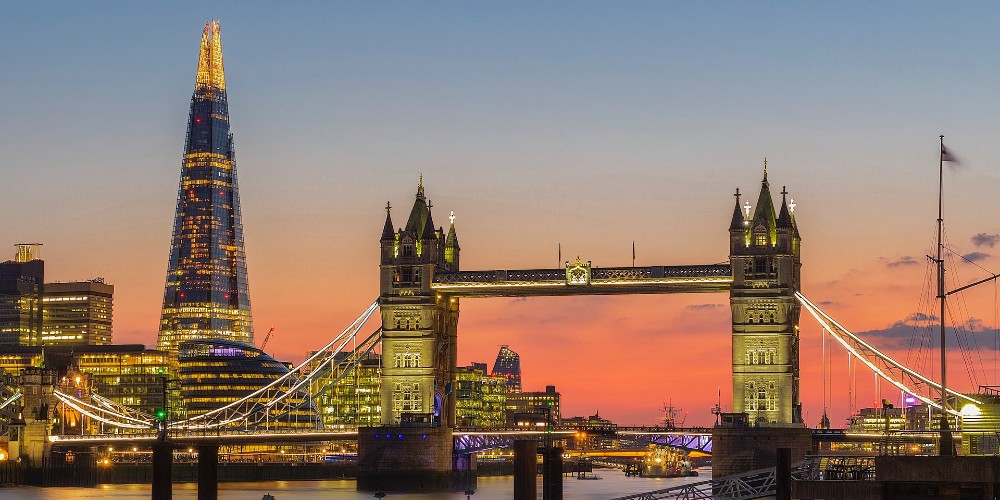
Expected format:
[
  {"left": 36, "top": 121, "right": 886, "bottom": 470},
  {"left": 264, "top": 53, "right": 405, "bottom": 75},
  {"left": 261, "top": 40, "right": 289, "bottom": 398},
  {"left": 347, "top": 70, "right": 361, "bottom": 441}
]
[
  {"left": 777, "top": 186, "right": 793, "bottom": 229},
  {"left": 422, "top": 199, "right": 437, "bottom": 240},
  {"left": 381, "top": 202, "right": 394, "bottom": 241},
  {"left": 405, "top": 177, "right": 430, "bottom": 236},
  {"left": 751, "top": 164, "right": 777, "bottom": 237},
  {"left": 730, "top": 188, "right": 745, "bottom": 231},
  {"left": 445, "top": 210, "right": 460, "bottom": 267}
]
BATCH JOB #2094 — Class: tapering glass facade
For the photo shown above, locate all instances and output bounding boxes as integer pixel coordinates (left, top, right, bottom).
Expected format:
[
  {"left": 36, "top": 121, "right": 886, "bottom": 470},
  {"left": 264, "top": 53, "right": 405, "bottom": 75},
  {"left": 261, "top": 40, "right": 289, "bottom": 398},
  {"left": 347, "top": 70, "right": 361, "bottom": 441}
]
[
  {"left": 491, "top": 345, "right": 522, "bottom": 393},
  {"left": 158, "top": 21, "right": 253, "bottom": 353}
]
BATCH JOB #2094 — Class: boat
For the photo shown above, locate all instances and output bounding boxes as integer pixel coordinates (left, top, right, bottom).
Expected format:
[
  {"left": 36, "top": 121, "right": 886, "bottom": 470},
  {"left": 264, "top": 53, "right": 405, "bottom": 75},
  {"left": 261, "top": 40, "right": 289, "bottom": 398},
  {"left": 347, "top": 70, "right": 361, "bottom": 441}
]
[
  {"left": 640, "top": 444, "right": 697, "bottom": 478},
  {"left": 576, "top": 470, "right": 603, "bottom": 480}
]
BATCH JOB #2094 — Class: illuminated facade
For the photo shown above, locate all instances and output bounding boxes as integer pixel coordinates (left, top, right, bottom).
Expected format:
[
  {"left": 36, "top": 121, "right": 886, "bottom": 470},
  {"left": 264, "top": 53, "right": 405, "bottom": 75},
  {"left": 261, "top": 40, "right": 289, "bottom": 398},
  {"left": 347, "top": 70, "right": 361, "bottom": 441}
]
[
  {"left": 491, "top": 345, "right": 522, "bottom": 393},
  {"left": 312, "top": 351, "right": 382, "bottom": 428},
  {"left": 76, "top": 347, "right": 171, "bottom": 415},
  {"left": 0, "top": 244, "right": 44, "bottom": 346},
  {"left": 506, "top": 385, "right": 561, "bottom": 426},
  {"left": 0, "top": 345, "right": 169, "bottom": 416},
  {"left": 178, "top": 339, "right": 313, "bottom": 428},
  {"left": 158, "top": 21, "right": 253, "bottom": 354},
  {"left": 729, "top": 166, "right": 802, "bottom": 425},
  {"left": 455, "top": 362, "right": 506, "bottom": 428},
  {"left": 42, "top": 279, "right": 113, "bottom": 346}
]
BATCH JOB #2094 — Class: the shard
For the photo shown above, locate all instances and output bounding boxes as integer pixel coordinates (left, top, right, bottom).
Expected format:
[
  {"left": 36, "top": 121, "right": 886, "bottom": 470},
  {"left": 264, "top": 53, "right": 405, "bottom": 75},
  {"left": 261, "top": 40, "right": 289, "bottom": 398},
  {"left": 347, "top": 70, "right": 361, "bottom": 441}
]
[{"left": 158, "top": 21, "right": 253, "bottom": 353}]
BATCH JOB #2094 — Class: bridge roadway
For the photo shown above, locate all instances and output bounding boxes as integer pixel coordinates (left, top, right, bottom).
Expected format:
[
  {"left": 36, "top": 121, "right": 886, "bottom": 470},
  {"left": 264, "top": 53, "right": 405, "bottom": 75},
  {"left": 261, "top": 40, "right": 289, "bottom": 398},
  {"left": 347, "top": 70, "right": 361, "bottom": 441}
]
[
  {"left": 48, "top": 426, "right": 943, "bottom": 451},
  {"left": 431, "top": 264, "right": 732, "bottom": 297},
  {"left": 48, "top": 426, "right": 707, "bottom": 448}
]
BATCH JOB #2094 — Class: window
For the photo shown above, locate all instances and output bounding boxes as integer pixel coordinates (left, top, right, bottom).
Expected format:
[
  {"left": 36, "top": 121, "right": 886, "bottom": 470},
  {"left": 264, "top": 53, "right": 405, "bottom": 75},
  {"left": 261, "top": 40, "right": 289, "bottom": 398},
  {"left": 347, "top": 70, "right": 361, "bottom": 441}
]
[{"left": 392, "top": 382, "right": 422, "bottom": 413}]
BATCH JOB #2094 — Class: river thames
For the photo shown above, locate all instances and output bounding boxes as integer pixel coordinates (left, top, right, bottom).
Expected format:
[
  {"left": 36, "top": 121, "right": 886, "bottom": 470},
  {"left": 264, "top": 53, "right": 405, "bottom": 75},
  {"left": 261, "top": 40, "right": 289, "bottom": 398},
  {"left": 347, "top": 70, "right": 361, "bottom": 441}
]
[{"left": 0, "top": 469, "right": 710, "bottom": 499}]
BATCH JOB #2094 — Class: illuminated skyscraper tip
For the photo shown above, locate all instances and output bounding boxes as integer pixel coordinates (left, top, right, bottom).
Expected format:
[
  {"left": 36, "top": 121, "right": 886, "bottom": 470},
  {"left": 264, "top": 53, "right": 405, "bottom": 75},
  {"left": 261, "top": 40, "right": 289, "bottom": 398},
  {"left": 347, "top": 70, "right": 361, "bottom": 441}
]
[
  {"left": 158, "top": 21, "right": 253, "bottom": 353},
  {"left": 196, "top": 20, "right": 226, "bottom": 92}
]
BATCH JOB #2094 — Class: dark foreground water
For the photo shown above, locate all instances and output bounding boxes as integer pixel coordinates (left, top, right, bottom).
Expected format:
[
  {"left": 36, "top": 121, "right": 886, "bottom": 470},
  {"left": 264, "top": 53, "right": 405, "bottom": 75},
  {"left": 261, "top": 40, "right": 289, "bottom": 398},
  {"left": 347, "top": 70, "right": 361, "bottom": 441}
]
[{"left": 0, "top": 468, "right": 710, "bottom": 499}]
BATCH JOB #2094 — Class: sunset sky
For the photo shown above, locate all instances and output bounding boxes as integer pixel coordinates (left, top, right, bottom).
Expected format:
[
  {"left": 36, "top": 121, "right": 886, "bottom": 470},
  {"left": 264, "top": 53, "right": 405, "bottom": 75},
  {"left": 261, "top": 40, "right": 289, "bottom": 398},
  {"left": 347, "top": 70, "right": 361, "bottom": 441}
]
[{"left": 5, "top": 2, "right": 1000, "bottom": 426}]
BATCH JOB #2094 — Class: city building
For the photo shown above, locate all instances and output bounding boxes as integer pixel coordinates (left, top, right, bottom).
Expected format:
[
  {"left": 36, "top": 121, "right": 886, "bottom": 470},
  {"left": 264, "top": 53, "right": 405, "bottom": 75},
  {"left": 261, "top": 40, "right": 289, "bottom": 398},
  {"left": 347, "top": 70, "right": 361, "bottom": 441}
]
[
  {"left": 455, "top": 362, "right": 506, "bottom": 428},
  {"left": 158, "top": 21, "right": 253, "bottom": 354},
  {"left": 42, "top": 279, "right": 113, "bottom": 346},
  {"left": 311, "top": 351, "right": 382, "bottom": 428},
  {"left": 563, "top": 411, "right": 615, "bottom": 431},
  {"left": 491, "top": 345, "right": 522, "bottom": 393},
  {"left": 848, "top": 407, "right": 907, "bottom": 434},
  {"left": 957, "top": 389, "right": 1000, "bottom": 455},
  {"left": 0, "top": 244, "right": 44, "bottom": 347},
  {"left": 506, "top": 385, "right": 560, "bottom": 426},
  {"left": 0, "top": 344, "right": 170, "bottom": 417},
  {"left": 178, "top": 339, "right": 314, "bottom": 428}
]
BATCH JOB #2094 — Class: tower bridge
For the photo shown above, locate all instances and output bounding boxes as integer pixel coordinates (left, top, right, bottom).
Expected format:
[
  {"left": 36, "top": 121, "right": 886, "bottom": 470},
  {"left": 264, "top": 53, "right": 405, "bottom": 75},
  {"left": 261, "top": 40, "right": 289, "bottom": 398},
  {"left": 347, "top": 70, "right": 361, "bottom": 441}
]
[{"left": 365, "top": 168, "right": 804, "bottom": 487}]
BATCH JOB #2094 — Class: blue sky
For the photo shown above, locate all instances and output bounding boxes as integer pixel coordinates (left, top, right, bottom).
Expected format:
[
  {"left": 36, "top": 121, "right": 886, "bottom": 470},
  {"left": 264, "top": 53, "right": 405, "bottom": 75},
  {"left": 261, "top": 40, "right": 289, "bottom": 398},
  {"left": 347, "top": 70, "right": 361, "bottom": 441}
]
[{"left": 4, "top": 2, "right": 1000, "bottom": 424}]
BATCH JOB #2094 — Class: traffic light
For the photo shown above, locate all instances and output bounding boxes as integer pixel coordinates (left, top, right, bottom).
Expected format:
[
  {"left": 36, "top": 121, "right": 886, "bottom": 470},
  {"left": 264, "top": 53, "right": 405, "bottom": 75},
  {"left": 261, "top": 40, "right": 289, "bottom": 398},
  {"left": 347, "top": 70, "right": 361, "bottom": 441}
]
[{"left": 155, "top": 408, "right": 167, "bottom": 421}]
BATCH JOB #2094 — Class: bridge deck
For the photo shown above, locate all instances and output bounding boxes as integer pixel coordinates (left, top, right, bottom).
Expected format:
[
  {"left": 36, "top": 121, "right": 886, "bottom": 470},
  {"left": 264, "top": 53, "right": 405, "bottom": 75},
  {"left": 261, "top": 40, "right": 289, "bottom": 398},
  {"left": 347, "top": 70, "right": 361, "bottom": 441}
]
[{"left": 432, "top": 265, "right": 732, "bottom": 298}]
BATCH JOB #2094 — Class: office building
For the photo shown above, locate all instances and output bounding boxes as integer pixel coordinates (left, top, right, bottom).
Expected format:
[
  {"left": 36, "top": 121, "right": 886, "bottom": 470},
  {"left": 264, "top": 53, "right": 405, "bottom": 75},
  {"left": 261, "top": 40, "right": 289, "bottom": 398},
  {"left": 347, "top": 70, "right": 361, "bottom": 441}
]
[
  {"left": 491, "top": 345, "right": 522, "bottom": 393},
  {"left": 0, "top": 244, "right": 44, "bottom": 346},
  {"left": 42, "top": 279, "right": 113, "bottom": 346},
  {"left": 178, "top": 339, "right": 314, "bottom": 428},
  {"left": 312, "top": 351, "right": 382, "bottom": 428},
  {"left": 455, "top": 362, "right": 506, "bottom": 428},
  {"left": 506, "top": 385, "right": 561, "bottom": 426}
]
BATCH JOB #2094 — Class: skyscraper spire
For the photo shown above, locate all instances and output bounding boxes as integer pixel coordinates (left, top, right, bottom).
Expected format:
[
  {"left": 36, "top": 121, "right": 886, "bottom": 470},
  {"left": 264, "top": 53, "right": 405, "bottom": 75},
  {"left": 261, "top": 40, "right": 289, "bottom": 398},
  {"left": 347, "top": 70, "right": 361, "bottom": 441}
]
[
  {"left": 159, "top": 21, "right": 253, "bottom": 353},
  {"left": 196, "top": 21, "right": 226, "bottom": 92}
]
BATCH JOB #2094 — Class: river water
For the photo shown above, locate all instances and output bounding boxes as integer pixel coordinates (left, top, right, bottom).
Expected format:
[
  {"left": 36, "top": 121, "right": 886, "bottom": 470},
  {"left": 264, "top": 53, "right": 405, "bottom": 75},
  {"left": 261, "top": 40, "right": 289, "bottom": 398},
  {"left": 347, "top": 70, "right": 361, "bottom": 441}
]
[{"left": 0, "top": 469, "right": 710, "bottom": 499}]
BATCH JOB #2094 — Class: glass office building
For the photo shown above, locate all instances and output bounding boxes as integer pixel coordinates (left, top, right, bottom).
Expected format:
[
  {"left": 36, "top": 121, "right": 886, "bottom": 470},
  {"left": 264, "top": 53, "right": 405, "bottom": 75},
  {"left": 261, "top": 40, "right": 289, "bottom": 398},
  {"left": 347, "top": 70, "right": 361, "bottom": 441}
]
[
  {"left": 178, "top": 339, "right": 314, "bottom": 428},
  {"left": 158, "top": 21, "right": 253, "bottom": 353}
]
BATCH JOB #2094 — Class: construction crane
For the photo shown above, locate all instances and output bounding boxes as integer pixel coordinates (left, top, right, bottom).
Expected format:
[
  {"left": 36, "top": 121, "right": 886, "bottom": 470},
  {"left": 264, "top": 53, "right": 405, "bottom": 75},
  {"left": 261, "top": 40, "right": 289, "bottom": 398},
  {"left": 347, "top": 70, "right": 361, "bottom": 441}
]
[{"left": 261, "top": 326, "right": 276, "bottom": 350}]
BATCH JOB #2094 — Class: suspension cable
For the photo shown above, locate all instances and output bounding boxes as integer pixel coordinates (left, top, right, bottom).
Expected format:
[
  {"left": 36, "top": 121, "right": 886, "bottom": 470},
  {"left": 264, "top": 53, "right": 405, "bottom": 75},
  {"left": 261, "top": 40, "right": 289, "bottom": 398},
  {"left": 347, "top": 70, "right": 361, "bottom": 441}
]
[{"left": 797, "top": 292, "right": 979, "bottom": 415}]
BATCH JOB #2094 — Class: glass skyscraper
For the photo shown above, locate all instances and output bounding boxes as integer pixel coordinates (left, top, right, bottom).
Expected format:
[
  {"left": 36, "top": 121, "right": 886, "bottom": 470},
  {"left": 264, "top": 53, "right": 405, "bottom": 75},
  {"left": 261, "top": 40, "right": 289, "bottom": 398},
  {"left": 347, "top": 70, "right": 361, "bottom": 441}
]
[
  {"left": 158, "top": 21, "right": 253, "bottom": 353},
  {"left": 491, "top": 345, "right": 522, "bottom": 393}
]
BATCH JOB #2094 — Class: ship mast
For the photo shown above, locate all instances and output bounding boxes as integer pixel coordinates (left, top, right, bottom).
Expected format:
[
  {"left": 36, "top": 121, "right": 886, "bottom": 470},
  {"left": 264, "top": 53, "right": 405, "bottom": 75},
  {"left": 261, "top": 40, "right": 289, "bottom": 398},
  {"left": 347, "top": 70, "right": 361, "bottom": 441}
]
[{"left": 936, "top": 135, "right": 954, "bottom": 456}]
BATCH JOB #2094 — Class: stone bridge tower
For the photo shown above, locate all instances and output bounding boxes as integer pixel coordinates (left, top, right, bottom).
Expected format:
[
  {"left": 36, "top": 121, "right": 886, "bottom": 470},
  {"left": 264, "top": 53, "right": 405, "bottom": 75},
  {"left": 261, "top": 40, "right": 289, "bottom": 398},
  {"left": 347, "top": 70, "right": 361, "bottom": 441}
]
[
  {"left": 377, "top": 178, "right": 461, "bottom": 427},
  {"left": 728, "top": 166, "right": 802, "bottom": 425}
]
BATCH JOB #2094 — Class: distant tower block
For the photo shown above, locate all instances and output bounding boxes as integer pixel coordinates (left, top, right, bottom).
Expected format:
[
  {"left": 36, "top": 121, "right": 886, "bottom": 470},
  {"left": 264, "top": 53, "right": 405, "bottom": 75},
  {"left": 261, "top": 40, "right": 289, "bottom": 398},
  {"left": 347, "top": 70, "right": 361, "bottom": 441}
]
[
  {"left": 491, "top": 345, "right": 522, "bottom": 393},
  {"left": 728, "top": 165, "right": 802, "bottom": 425},
  {"left": 157, "top": 21, "right": 253, "bottom": 354}
]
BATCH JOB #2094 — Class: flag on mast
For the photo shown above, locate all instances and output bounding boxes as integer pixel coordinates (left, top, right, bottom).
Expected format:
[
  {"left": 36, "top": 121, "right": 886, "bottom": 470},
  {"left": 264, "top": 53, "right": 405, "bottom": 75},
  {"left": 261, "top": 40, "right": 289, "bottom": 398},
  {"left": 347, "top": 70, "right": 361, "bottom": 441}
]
[
  {"left": 941, "top": 142, "right": 960, "bottom": 165},
  {"left": 632, "top": 241, "right": 636, "bottom": 267},
  {"left": 558, "top": 243, "right": 561, "bottom": 267}
]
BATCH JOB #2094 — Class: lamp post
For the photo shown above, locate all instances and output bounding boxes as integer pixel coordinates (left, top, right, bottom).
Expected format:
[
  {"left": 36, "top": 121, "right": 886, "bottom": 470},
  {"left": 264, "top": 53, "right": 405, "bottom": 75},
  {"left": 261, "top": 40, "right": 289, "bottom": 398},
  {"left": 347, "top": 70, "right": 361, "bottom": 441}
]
[{"left": 881, "top": 399, "right": 894, "bottom": 456}]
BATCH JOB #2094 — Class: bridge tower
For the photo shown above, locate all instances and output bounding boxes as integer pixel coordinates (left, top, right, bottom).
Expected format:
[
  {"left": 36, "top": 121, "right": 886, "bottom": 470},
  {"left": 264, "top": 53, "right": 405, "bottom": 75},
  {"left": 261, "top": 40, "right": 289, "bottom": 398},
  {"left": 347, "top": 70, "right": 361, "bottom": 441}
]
[
  {"left": 359, "top": 178, "right": 463, "bottom": 491},
  {"left": 378, "top": 178, "right": 461, "bottom": 427},
  {"left": 715, "top": 165, "right": 811, "bottom": 478},
  {"left": 728, "top": 165, "right": 802, "bottom": 425}
]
